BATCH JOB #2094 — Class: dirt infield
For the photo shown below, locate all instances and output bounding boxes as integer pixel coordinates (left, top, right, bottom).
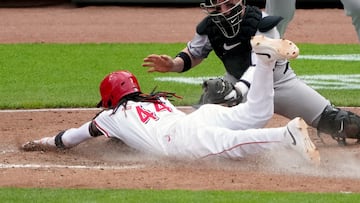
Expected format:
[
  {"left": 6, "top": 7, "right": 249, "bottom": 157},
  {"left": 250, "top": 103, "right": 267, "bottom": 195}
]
[
  {"left": 1, "top": 3, "right": 360, "bottom": 193},
  {"left": 0, "top": 3, "right": 358, "bottom": 44}
]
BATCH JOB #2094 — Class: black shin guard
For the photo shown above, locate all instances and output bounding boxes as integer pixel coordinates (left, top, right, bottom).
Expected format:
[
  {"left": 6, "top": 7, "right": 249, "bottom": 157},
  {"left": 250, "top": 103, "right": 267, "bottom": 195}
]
[
  {"left": 89, "top": 121, "right": 103, "bottom": 137},
  {"left": 54, "top": 130, "right": 66, "bottom": 148},
  {"left": 317, "top": 105, "right": 360, "bottom": 145}
]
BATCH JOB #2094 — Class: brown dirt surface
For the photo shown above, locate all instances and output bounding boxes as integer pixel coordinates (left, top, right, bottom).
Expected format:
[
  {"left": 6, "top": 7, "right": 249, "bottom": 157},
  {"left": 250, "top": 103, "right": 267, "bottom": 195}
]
[
  {"left": 0, "top": 3, "right": 358, "bottom": 44},
  {"left": 1, "top": 2, "right": 360, "bottom": 193}
]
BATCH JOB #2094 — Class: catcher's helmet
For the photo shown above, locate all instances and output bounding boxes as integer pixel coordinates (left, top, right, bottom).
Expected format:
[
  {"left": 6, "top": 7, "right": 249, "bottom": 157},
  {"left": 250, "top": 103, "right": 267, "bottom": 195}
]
[
  {"left": 200, "top": 0, "right": 245, "bottom": 38},
  {"left": 98, "top": 70, "right": 141, "bottom": 108}
]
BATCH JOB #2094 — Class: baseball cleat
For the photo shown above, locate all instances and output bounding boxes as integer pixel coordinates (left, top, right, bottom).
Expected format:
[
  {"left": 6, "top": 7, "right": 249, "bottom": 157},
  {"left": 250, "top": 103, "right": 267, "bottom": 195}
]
[
  {"left": 285, "top": 117, "right": 321, "bottom": 165},
  {"left": 251, "top": 35, "right": 299, "bottom": 61}
]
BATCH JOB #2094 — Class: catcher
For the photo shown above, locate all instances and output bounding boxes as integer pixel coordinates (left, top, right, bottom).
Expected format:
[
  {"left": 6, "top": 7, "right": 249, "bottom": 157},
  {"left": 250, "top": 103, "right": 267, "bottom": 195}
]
[
  {"left": 142, "top": 0, "right": 360, "bottom": 145},
  {"left": 23, "top": 36, "right": 320, "bottom": 164}
]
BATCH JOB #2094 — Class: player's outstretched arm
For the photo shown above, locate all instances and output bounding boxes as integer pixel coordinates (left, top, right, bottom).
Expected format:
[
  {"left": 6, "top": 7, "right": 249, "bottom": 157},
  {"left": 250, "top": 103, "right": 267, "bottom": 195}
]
[
  {"left": 142, "top": 48, "right": 203, "bottom": 73},
  {"left": 22, "top": 121, "right": 99, "bottom": 151},
  {"left": 142, "top": 54, "right": 180, "bottom": 73}
]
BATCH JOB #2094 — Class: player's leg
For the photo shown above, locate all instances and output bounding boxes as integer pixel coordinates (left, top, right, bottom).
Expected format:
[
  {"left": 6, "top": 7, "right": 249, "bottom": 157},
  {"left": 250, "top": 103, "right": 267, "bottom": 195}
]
[
  {"left": 265, "top": 0, "right": 296, "bottom": 37},
  {"left": 340, "top": 0, "right": 360, "bottom": 42},
  {"left": 234, "top": 36, "right": 300, "bottom": 128},
  {"left": 168, "top": 117, "right": 319, "bottom": 164},
  {"left": 187, "top": 61, "right": 274, "bottom": 130},
  {"left": 273, "top": 74, "right": 330, "bottom": 127},
  {"left": 191, "top": 36, "right": 299, "bottom": 130},
  {"left": 273, "top": 66, "right": 360, "bottom": 145},
  {"left": 317, "top": 105, "right": 360, "bottom": 145}
]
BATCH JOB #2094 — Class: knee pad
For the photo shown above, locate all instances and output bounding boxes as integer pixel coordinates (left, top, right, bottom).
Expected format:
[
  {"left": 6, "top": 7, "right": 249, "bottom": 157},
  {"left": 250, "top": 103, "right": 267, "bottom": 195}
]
[{"left": 317, "top": 105, "right": 360, "bottom": 145}]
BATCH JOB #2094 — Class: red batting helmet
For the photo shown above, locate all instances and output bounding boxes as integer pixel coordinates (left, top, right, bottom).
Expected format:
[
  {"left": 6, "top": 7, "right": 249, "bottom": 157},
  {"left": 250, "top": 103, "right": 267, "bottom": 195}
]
[{"left": 98, "top": 70, "right": 141, "bottom": 108}]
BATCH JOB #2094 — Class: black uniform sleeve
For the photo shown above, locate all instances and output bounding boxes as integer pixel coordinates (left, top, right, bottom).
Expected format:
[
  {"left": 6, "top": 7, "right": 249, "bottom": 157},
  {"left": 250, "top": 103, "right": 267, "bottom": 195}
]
[{"left": 258, "top": 16, "right": 283, "bottom": 32}]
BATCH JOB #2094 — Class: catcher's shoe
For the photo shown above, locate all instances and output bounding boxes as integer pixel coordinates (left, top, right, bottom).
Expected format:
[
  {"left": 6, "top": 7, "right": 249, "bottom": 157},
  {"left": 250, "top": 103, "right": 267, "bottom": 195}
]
[
  {"left": 285, "top": 117, "right": 321, "bottom": 165},
  {"left": 250, "top": 35, "right": 299, "bottom": 61}
]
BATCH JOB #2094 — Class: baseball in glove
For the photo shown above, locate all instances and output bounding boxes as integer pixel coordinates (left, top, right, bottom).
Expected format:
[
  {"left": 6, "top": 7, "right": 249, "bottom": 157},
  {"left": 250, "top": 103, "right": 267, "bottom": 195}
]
[{"left": 195, "top": 78, "right": 243, "bottom": 108}]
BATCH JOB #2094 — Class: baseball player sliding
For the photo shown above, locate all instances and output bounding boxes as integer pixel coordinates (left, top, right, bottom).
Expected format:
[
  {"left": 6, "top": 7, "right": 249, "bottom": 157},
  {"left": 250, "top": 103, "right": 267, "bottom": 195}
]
[
  {"left": 23, "top": 36, "right": 320, "bottom": 164},
  {"left": 142, "top": 0, "right": 360, "bottom": 146}
]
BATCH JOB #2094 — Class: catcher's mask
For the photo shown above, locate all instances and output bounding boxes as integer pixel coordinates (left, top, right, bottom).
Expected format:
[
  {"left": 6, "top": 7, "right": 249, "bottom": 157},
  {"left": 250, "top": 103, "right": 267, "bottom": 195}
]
[
  {"left": 200, "top": 0, "right": 246, "bottom": 38},
  {"left": 98, "top": 70, "right": 141, "bottom": 108}
]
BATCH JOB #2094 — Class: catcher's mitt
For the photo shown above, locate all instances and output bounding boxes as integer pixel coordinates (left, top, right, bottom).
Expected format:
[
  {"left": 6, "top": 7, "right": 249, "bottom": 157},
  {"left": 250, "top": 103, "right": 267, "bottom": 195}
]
[{"left": 196, "top": 78, "right": 243, "bottom": 107}]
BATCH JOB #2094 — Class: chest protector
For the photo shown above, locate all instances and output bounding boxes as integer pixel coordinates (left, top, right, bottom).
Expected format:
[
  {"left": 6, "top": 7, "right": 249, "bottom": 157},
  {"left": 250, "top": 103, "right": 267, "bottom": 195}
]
[{"left": 197, "top": 6, "right": 283, "bottom": 79}]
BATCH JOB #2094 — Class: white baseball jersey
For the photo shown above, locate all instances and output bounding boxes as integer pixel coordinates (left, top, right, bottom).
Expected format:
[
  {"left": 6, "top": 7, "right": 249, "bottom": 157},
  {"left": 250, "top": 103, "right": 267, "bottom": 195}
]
[
  {"left": 94, "top": 98, "right": 186, "bottom": 156},
  {"left": 93, "top": 64, "right": 289, "bottom": 160}
]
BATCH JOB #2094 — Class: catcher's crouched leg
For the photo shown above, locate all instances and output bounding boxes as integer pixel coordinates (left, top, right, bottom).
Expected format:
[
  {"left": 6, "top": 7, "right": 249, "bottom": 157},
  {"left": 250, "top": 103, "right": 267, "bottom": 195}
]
[
  {"left": 317, "top": 105, "right": 360, "bottom": 145},
  {"left": 196, "top": 78, "right": 243, "bottom": 107}
]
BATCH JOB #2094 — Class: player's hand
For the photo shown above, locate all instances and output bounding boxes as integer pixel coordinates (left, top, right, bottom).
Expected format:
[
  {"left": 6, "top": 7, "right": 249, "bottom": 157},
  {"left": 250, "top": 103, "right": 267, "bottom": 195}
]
[{"left": 142, "top": 54, "right": 175, "bottom": 73}]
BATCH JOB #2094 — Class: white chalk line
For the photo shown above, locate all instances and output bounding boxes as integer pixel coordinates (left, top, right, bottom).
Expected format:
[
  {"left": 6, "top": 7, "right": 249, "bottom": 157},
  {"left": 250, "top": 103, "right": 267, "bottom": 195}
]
[
  {"left": 0, "top": 163, "right": 145, "bottom": 170},
  {"left": 0, "top": 149, "right": 143, "bottom": 171},
  {"left": 298, "top": 54, "right": 360, "bottom": 61},
  {"left": 155, "top": 74, "right": 360, "bottom": 90}
]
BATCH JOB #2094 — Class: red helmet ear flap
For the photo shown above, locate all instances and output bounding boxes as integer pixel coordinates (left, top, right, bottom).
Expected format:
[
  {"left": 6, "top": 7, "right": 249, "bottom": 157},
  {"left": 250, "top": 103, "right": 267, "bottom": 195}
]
[{"left": 98, "top": 70, "right": 141, "bottom": 108}]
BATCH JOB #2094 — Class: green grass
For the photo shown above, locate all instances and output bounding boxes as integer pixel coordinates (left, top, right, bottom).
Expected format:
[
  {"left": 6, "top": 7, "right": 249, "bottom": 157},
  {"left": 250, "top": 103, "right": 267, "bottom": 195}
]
[
  {"left": 0, "top": 188, "right": 359, "bottom": 203},
  {"left": 1, "top": 43, "right": 360, "bottom": 200},
  {"left": 291, "top": 44, "right": 360, "bottom": 105},
  {"left": 1, "top": 43, "right": 359, "bottom": 109}
]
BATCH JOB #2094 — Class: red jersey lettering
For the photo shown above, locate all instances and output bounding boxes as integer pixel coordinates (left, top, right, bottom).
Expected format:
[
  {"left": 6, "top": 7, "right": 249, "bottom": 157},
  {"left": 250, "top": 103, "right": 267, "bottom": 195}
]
[
  {"left": 154, "top": 102, "right": 173, "bottom": 113},
  {"left": 136, "top": 106, "right": 159, "bottom": 123}
]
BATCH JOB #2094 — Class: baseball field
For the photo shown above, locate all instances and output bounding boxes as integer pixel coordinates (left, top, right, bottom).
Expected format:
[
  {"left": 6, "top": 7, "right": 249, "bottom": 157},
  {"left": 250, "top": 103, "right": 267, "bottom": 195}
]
[{"left": 1, "top": 2, "right": 360, "bottom": 202}]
